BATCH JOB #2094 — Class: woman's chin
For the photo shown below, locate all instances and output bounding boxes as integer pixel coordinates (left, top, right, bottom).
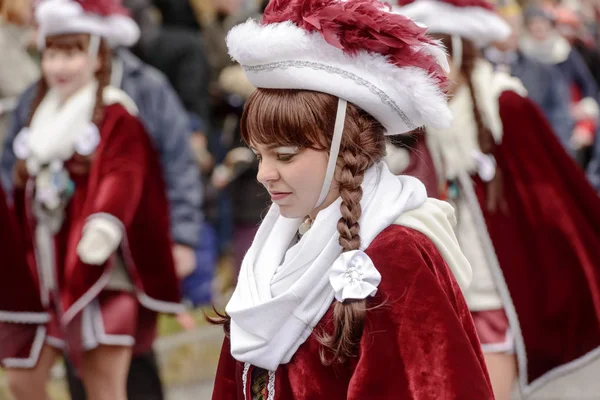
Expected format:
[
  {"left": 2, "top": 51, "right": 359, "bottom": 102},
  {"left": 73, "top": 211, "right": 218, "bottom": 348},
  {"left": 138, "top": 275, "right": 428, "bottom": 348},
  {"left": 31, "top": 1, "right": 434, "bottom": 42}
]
[{"left": 277, "top": 205, "right": 304, "bottom": 219}]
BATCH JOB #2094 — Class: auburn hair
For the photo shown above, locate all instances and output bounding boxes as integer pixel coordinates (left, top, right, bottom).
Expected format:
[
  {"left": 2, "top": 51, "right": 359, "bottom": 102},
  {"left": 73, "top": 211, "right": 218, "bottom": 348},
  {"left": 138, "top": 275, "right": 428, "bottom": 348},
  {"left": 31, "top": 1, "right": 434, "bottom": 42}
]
[
  {"left": 213, "top": 89, "right": 386, "bottom": 365},
  {"left": 433, "top": 34, "right": 495, "bottom": 154},
  {"left": 27, "top": 33, "right": 112, "bottom": 129}
]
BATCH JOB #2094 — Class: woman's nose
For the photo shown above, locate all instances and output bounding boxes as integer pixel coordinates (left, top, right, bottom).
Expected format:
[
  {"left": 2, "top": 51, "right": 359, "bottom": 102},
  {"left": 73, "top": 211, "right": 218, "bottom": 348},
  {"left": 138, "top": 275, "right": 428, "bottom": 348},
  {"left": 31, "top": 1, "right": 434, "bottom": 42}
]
[{"left": 256, "top": 159, "right": 279, "bottom": 185}]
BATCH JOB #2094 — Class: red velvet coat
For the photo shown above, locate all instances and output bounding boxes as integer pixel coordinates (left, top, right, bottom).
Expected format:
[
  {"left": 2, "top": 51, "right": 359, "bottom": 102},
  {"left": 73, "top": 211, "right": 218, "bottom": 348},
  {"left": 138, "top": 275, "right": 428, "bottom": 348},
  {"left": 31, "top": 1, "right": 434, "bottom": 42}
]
[
  {"left": 5, "top": 104, "right": 181, "bottom": 329},
  {"left": 400, "top": 90, "right": 600, "bottom": 391},
  {"left": 477, "top": 91, "right": 600, "bottom": 387},
  {"left": 213, "top": 225, "right": 494, "bottom": 400},
  {"left": 0, "top": 185, "right": 46, "bottom": 319}
]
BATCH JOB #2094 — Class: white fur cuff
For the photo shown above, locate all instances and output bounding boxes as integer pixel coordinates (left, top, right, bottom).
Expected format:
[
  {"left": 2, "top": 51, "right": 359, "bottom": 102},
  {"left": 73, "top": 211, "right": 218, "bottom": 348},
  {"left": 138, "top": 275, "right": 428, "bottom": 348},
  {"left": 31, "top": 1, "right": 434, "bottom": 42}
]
[{"left": 77, "top": 214, "right": 123, "bottom": 265}]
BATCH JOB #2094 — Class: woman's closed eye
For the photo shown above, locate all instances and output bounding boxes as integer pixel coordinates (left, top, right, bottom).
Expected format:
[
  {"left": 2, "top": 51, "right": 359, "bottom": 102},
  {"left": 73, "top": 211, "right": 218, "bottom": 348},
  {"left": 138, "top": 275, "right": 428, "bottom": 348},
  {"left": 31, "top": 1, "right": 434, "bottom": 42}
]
[{"left": 277, "top": 153, "right": 296, "bottom": 162}]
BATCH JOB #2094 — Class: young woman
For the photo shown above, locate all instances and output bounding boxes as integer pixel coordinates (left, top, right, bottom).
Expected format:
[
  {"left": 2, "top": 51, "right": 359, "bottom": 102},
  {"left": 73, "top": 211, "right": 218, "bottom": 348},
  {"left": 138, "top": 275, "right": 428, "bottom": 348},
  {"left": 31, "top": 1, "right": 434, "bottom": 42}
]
[
  {"left": 0, "top": 1, "right": 182, "bottom": 399},
  {"left": 400, "top": 0, "right": 600, "bottom": 398},
  {"left": 211, "top": 0, "right": 494, "bottom": 399}
]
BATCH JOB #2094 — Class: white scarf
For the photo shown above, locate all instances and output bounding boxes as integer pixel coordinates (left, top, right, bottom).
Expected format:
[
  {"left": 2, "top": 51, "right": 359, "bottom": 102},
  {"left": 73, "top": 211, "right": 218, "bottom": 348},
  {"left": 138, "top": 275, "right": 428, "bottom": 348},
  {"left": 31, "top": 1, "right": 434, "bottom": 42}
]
[
  {"left": 520, "top": 33, "right": 571, "bottom": 65},
  {"left": 427, "top": 60, "right": 526, "bottom": 180},
  {"left": 17, "top": 81, "right": 139, "bottom": 171},
  {"left": 226, "top": 162, "right": 428, "bottom": 371}
]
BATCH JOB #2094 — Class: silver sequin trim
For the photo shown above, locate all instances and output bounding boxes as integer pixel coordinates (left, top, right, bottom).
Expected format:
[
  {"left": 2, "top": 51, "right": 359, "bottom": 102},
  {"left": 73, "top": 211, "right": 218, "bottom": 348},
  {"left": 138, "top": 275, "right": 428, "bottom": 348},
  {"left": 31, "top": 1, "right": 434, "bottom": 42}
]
[
  {"left": 267, "top": 370, "right": 276, "bottom": 400},
  {"left": 244, "top": 60, "right": 416, "bottom": 130},
  {"left": 242, "top": 363, "right": 250, "bottom": 400}
]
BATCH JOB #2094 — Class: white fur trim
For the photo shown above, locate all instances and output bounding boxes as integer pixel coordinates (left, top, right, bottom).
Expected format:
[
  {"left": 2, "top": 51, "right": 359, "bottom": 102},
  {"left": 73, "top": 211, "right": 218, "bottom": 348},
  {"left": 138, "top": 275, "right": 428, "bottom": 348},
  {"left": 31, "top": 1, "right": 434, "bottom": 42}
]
[
  {"left": 227, "top": 19, "right": 452, "bottom": 134},
  {"left": 575, "top": 97, "right": 600, "bottom": 120},
  {"left": 82, "top": 299, "right": 135, "bottom": 351},
  {"left": 0, "top": 311, "right": 50, "bottom": 324},
  {"left": 78, "top": 215, "right": 124, "bottom": 266},
  {"left": 62, "top": 212, "right": 184, "bottom": 324},
  {"left": 103, "top": 87, "right": 139, "bottom": 116},
  {"left": 384, "top": 143, "right": 411, "bottom": 174},
  {"left": 481, "top": 328, "right": 515, "bottom": 354},
  {"left": 2, "top": 326, "right": 46, "bottom": 369},
  {"left": 396, "top": 1, "right": 511, "bottom": 48},
  {"left": 427, "top": 60, "right": 505, "bottom": 179},
  {"left": 45, "top": 335, "right": 66, "bottom": 350},
  {"left": 36, "top": 0, "right": 140, "bottom": 49}
]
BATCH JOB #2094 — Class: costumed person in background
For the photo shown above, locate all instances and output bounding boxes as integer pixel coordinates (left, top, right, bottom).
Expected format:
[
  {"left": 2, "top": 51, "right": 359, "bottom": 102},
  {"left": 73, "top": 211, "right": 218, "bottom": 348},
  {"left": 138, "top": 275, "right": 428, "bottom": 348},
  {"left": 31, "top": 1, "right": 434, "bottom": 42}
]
[
  {"left": 0, "top": 1, "right": 183, "bottom": 399},
  {"left": 399, "top": 0, "right": 600, "bottom": 399},
  {"left": 1, "top": 0, "right": 203, "bottom": 398},
  {"left": 485, "top": 0, "right": 574, "bottom": 152},
  {"left": 212, "top": 1, "right": 495, "bottom": 399},
  {"left": 520, "top": 5, "right": 599, "bottom": 167}
]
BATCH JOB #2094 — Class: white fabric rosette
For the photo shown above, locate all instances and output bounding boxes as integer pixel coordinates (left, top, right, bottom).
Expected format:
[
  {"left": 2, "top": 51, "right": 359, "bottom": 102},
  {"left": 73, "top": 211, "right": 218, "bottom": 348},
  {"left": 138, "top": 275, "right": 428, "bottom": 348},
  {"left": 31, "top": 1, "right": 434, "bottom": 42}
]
[{"left": 329, "top": 250, "right": 382, "bottom": 302}]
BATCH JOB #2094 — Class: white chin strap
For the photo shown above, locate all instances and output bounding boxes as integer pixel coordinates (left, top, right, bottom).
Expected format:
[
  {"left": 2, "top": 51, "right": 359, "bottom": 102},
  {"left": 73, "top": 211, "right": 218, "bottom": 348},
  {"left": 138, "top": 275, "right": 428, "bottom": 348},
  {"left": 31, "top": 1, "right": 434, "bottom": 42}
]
[
  {"left": 451, "top": 35, "right": 463, "bottom": 72},
  {"left": 88, "top": 34, "right": 101, "bottom": 59},
  {"left": 314, "top": 98, "right": 348, "bottom": 209}
]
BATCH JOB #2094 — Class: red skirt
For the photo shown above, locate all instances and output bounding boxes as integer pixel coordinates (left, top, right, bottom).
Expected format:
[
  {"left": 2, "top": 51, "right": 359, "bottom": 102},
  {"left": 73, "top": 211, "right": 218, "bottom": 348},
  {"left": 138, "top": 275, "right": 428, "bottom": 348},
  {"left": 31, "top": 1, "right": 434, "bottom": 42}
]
[
  {"left": 471, "top": 309, "right": 513, "bottom": 354},
  {"left": 0, "top": 290, "right": 157, "bottom": 369}
]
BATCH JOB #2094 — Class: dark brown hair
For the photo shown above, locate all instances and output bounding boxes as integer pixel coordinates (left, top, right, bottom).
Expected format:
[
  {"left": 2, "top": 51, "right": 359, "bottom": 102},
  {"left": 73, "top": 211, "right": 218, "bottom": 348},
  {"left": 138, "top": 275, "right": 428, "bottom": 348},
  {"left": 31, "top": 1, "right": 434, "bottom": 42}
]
[
  {"left": 27, "top": 34, "right": 112, "bottom": 129},
  {"left": 434, "top": 34, "right": 495, "bottom": 155},
  {"left": 216, "top": 89, "right": 387, "bottom": 365}
]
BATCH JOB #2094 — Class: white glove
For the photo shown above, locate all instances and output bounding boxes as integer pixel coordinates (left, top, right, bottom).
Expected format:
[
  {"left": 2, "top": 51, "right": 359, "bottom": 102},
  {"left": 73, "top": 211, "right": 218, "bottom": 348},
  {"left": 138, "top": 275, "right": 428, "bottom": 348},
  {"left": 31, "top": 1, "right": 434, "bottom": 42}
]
[{"left": 77, "top": 217, "right": 123, "bottom": 265}]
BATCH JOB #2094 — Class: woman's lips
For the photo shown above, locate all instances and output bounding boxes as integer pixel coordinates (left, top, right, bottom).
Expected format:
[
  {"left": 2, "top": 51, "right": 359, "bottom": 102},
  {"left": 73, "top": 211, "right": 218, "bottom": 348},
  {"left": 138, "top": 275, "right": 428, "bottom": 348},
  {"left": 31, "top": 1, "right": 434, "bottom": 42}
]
[{"left": 270, "top": 192, "right": 291, "bottom": 201}]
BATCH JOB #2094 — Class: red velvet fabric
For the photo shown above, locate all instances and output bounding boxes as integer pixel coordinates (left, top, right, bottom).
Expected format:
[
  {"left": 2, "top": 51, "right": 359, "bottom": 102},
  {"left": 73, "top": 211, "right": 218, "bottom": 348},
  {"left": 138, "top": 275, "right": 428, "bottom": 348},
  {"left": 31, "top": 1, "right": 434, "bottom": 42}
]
[
  {"left": 212, "top": 225, "right": 494, "bottom": 400},
  {"left": 476, "top": 91, "right": 600, "bottom": 383},
  {"left": 4, "top": 104, "right": 180, "bottom": 338},
  {"left": 0, "top": 185, "right": 44, "bottom": 314},
  {"left": 53, "top": 105, "right": 181, "bottom": 321}
]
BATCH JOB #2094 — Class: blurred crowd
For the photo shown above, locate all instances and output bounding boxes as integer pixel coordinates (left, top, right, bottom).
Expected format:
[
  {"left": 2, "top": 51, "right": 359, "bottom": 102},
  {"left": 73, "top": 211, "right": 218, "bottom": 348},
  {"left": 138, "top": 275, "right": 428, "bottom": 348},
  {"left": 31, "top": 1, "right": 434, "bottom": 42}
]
[{"left": 3, "top": 0, "right": 600, "bottom": 309}]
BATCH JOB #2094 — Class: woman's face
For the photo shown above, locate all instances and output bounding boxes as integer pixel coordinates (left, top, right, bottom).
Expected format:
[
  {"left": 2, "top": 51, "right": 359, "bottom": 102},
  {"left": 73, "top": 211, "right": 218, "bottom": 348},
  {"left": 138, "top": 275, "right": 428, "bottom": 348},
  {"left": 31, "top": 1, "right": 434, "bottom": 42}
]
[
  {"left": 252, "top": 143, "right": 338, "bottom": 219},
  {"left": 41, "top": 42, "right": 99, "bottom": 102},
  {"left": 527, "top": 16, "right": 553, "bottom": 41}
]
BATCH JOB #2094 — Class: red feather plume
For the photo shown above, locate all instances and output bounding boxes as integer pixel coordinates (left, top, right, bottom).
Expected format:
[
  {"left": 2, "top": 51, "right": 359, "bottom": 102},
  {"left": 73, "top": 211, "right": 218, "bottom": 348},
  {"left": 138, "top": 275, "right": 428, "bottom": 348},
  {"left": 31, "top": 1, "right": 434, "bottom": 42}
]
[
  {"left": 74, "top": 0, "right": 130, "bottom": 16},
  {"left": 262, "top": 0, "right": 448, "bottom": 86},
  {"left": 397, "top": 0, "right": 494, "bottom": 11}
]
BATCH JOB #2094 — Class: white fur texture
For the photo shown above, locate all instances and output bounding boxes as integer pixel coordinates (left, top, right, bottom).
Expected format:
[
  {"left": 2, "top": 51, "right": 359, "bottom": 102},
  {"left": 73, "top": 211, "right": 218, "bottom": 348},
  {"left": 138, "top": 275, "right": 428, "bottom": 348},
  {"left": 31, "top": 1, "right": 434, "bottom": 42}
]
[
  {"left": 427, "top": 60, "right": 526, "bottom": 179},
  {"left": 227, "top": 19, "right": 452, "bottom": 134},
  {"left": 396, "top": 1, "right": 511, "bottom": 48},
  {"left": 36, "top": 0, "right": 140, "bottom": 49}
]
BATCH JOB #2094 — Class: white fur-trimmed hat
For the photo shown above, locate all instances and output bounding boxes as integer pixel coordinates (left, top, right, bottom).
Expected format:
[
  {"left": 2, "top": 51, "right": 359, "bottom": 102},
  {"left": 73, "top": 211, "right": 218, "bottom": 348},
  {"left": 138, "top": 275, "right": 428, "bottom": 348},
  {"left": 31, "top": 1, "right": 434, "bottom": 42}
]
[
  {"left": 36, "top": 0, "right": 140, "bottom": 49},
  {"left": 395, "top": 0, "right": 511, "bottom": 48},
  {"left": 227, "top": 0, "right": 453, "bottom": 135}
]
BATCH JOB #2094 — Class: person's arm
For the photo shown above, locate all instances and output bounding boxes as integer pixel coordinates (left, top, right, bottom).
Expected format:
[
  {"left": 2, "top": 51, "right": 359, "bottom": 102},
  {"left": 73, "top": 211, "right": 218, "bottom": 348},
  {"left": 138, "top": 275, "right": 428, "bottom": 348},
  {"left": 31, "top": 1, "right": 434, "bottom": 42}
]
[
  {"left": 144, "top": 72, "right": 203, "bottom": 248},
  {"left": 78, "top": 111, "right": 148, "bottom": 265}
]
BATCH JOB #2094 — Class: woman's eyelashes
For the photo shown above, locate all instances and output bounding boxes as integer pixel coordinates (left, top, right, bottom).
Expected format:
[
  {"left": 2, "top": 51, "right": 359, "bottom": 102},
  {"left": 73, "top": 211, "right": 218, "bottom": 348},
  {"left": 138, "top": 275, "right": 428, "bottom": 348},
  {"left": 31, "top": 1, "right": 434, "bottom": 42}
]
[
  {"left": 275, "top": 146, "right": 299, "bottom": 163},
  {"left": 251, "top": 146, "right": 300, "bottom": 163},
  {"left": 277, "top": 153, "right": 296, "bottom": 162}
]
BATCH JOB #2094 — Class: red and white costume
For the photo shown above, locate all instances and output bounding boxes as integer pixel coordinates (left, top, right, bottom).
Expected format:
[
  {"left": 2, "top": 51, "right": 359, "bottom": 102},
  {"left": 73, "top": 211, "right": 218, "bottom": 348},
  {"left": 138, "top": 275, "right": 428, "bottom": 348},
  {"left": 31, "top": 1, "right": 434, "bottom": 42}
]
[
  {"left": 0, "top": 0, "right": 182, "bottom": 369},
  {"left": 399, "top": 0, "right": 600, "bottom": 395},
  {"left": 213, "top": 1, "right": 495, "bottom": 398}
]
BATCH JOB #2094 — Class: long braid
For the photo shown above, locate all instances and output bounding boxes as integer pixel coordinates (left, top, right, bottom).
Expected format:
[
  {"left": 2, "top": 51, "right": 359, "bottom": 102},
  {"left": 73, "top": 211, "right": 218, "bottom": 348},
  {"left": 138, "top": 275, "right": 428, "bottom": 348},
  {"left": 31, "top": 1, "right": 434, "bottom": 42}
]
[
  {"left": 318, "top": 106, "right": 383, "bottom": 366},
  {"left": 91, "top": 39, "right": 112, "bottom": 127},
  {"left": 459, "top": 40, "right": 495, "bottom": 155}
]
